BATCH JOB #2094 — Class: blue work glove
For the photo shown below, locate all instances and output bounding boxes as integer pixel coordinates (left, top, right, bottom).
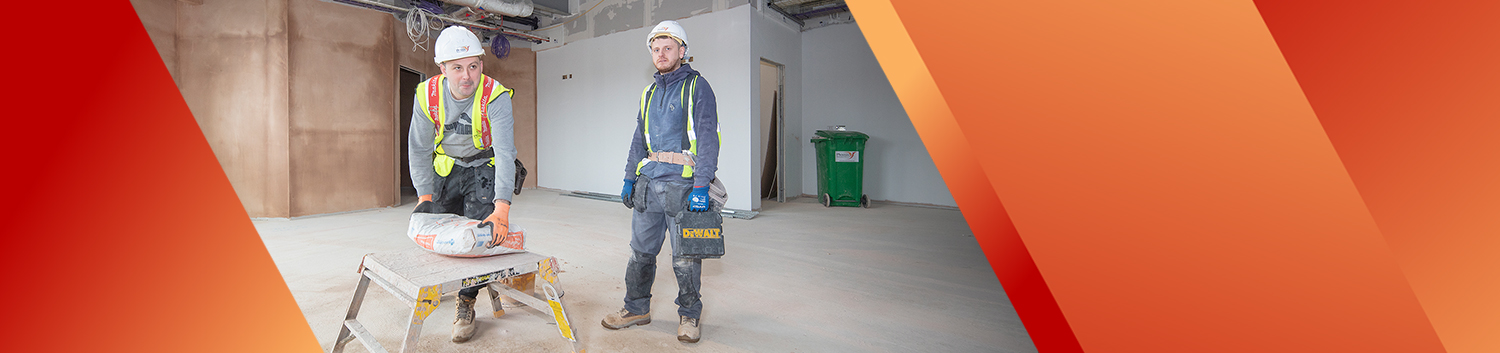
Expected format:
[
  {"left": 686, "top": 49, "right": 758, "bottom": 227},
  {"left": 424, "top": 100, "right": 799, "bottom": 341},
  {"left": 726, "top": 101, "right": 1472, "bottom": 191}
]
[
  {"left": 621, "top": 179, "right": 637, "bottom": 209},
  {"left": 688, "top": 186, "right": 710, "bottom": 212}
]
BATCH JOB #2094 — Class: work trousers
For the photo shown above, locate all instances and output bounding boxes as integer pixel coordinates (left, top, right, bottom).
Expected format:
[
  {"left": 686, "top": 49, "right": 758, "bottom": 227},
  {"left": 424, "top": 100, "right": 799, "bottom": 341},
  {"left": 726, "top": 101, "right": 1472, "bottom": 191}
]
[
  {"left": 426, "top": 163, "right": 496, "bottom": 299},
  {"left": 624, "top": 179, "right": 704, "bottom": 319}
]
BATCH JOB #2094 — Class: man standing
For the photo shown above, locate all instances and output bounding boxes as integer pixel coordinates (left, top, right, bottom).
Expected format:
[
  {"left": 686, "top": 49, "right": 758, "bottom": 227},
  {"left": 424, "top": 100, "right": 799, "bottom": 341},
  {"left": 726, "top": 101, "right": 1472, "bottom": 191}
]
[
  {"left": 601, "top": 20, "right": 720, "bottom": 344},
  {"left": 408, "top": 25, "right": 527, "bottom": 343}
]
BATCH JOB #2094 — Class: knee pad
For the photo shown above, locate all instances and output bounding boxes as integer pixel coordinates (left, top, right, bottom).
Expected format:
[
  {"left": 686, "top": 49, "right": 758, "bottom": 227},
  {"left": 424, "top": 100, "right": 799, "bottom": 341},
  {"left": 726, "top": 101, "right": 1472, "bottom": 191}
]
[{"left": 631, "top": 250, "right": 658, "bottom": 265}]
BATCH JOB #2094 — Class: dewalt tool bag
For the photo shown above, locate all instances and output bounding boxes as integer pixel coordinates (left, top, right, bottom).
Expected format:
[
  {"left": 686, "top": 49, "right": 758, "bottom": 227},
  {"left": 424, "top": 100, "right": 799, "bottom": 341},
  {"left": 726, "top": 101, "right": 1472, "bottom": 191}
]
[
  {"left": 672, "top": 208, "right": 724, "bottom": 259},
  {"left": 671, "top": 178, "right": 727, "bottom": 259}
]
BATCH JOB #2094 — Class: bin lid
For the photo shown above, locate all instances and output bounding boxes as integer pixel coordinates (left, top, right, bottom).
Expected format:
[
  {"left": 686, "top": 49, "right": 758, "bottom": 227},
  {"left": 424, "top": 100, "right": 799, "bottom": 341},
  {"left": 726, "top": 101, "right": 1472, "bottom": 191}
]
[{"left": 813, "top": 130, "right": 869, "bottom": 141}]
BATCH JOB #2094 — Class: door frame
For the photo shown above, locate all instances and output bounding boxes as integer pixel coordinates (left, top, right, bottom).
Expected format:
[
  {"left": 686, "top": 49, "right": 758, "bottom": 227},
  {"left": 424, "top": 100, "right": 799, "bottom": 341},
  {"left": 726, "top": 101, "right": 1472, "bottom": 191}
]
[{"left": 759, "top": 58, "right": 787, "bottom": 203}]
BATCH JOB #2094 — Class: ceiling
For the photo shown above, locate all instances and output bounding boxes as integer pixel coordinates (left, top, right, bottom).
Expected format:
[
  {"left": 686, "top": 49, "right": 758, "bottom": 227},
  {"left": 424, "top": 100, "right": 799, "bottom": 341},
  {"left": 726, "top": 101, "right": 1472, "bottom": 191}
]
[
  {"left": 767, "top": 0, "right": 849, "bottom": 22},
  {"left": 531, "top": 0, "right": 570, "bottom": 14}
]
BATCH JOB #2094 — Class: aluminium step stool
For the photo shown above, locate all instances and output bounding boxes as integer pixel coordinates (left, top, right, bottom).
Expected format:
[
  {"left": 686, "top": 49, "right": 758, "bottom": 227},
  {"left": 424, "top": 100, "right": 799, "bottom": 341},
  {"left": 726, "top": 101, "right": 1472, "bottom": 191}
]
[{"left": 329, "top": 248, "right": 581, "bottom": 353}]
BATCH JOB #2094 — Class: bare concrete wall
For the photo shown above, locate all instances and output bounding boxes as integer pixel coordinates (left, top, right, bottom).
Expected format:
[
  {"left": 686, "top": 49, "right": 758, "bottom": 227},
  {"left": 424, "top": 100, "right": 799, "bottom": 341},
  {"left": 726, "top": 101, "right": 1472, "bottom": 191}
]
[
  {"left": 177, "top": 0, "right": 292, "bottom": 217},
  {"left": 287, "top": 0, "right": 396, "bottom": 216},
  {"left": 156, "top": 0, "right": 539, "bottom": 217}
]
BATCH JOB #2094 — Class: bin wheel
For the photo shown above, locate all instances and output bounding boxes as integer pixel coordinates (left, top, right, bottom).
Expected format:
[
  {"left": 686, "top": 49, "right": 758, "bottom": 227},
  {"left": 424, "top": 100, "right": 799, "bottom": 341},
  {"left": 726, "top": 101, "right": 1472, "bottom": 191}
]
[
  {"left": 860, "top": 195, "right": 870, "bottom": 208},
  {"left": 820, "top": 193, "right": 831, "bottom": 207}
]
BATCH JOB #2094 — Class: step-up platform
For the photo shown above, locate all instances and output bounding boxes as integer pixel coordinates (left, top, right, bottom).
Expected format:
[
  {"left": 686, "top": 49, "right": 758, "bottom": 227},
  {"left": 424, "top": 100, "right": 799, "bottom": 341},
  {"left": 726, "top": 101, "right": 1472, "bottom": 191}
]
[{"left": 329, "top": 248, "right": 580, "bottom": 353}]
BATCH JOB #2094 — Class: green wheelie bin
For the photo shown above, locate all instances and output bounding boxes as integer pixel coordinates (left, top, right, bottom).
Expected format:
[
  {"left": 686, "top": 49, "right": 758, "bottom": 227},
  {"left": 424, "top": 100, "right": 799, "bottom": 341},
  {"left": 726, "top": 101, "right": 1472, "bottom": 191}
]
[{"left": 810, "top": 129, "right": 870, "bottom": 208}]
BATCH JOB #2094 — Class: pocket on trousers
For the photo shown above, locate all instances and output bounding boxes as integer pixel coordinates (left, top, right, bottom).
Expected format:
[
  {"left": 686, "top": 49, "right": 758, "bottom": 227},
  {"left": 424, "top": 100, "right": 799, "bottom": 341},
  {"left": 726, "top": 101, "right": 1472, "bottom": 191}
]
[
  {"left": 663, "top": 184, "right": 690, "bottom": 217},
  {"left": 473, "top": 165, "right": 495, "bottom": 205}
]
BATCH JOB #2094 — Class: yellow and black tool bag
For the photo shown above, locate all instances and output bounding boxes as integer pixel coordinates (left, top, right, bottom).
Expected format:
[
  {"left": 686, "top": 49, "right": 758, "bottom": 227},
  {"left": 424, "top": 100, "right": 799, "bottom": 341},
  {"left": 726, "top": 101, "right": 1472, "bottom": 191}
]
[{"left": 672, "top": 206, "right": 724, "bottom": 259}]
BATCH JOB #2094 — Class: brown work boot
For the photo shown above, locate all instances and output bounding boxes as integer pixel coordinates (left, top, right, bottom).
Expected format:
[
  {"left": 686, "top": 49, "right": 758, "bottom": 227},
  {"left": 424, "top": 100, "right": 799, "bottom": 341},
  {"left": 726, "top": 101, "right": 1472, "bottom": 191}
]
[
  {"left": 452, "top": 296, "right": 477, "bottom": 343},
  {"left": 601, "top": 308, "right": 650, "bottom": 330},
  {"left": 677, "top": 316, "right": 700, "bottom": 343}
]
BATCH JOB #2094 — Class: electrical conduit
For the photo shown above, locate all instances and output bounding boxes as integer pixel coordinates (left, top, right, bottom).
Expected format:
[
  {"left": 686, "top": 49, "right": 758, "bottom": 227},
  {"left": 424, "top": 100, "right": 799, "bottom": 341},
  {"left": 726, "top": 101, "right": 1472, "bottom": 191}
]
[{"left": 441, "top": 0, "right": 534, "bottom": 18}]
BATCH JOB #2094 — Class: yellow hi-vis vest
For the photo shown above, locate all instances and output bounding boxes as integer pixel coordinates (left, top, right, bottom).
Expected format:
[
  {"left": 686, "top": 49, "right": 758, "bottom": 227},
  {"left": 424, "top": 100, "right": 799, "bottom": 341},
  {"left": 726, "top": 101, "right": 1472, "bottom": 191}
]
[
  {"left": 417, "top": 74, "right": 513, "bottom": 177},
  {"left": 635, "top": 75, "right": 719, "bottom": 178}
]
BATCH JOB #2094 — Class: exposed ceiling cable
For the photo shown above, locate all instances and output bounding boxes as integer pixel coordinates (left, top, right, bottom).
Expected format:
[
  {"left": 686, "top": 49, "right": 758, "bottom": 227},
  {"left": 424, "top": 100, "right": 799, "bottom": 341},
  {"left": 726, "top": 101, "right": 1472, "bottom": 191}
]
[{"left": 405, "top": 5, "right": 444, "bottom": 52}]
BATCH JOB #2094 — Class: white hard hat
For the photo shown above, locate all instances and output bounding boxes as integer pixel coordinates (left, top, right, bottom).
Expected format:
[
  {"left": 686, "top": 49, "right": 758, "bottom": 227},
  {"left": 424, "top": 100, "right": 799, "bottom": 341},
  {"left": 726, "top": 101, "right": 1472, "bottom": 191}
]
[
  {"left": 434, "top": 26, "right": 484, "bottom": 64},
  {"left": 646, "top": 20, "right": 688, "bottom": 50}
]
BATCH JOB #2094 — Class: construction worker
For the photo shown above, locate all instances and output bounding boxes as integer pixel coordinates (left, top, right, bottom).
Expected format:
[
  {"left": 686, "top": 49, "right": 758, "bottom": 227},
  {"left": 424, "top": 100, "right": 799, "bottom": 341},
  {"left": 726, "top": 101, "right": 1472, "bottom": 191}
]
[
  {"left": 407, "top": 25, "right": 531, "bottom": 343},
  {"left": 602, "top": 20, "right": 721, "bottom": 343}
]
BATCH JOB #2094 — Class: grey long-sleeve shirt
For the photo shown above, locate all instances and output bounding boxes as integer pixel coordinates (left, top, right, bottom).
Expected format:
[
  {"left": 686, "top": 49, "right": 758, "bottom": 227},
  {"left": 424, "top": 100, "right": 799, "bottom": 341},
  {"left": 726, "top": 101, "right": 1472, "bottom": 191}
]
[{"left": 408, "top": 79, "right": 516, "bottom": 203}]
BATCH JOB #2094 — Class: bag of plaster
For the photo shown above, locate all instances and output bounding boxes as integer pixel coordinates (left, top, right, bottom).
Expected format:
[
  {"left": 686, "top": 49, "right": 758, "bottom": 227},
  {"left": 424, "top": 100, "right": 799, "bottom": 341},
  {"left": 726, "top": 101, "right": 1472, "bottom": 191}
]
[{"left": 407, "top": 212, "right": 526, "bottom": 257}]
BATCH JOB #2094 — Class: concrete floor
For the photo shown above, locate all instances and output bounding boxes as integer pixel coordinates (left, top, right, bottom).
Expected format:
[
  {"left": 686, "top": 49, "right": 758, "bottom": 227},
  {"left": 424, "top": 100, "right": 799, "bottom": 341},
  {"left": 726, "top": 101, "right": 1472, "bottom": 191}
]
[{"left": 256, "top": 189, "right": 1036, "bottom": 352}]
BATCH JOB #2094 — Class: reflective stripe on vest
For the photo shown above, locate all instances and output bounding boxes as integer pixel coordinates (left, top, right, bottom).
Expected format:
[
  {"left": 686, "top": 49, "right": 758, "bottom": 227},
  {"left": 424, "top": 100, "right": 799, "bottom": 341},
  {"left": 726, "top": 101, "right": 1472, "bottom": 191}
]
[
  {"left": 635, "top": 83, "right": 655, "bottom": 175},
  {"left": 417, "top": 74, "right": 513, "bottom": 177},
  {"left": 636, "top": 75, "right": 715, "bottom": 178}
]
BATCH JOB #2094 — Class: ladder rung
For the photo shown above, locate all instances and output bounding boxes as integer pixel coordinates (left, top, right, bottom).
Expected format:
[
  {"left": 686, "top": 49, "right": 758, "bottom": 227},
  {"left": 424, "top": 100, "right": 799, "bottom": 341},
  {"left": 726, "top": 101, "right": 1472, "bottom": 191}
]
[{"left": 343, "top": 319, "right": 390, "bottom": 353}]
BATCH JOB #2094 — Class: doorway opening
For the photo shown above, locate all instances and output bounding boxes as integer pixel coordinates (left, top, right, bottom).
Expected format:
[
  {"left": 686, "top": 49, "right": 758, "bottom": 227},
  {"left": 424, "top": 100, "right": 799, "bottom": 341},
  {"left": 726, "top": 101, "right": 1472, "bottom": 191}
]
[
  {"left": 758, "top": 59, "right": 786, "bottom": 203},
  {"left": 398, "top": 67, "right": 424, "bottom": 204}
]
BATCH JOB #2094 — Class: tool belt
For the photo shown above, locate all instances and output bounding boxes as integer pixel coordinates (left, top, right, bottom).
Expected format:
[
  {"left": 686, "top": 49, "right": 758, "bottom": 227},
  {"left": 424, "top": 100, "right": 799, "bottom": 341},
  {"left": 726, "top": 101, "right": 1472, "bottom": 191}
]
[
  {"left": 456, "top": 149, "right": 495, "bottom": 163},
  {"left": 648, "top": 151, "right": 696, "bottom": 166},
  {"left": 631, "top": 176, "right": 727, "bottom": 215}
]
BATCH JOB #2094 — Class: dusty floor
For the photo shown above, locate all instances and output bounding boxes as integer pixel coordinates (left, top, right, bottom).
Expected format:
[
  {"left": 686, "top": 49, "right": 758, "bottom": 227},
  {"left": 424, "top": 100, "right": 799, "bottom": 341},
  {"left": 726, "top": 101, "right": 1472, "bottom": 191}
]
[{"left": 256, "top": 189, "right": 1036, "bottom": 352}]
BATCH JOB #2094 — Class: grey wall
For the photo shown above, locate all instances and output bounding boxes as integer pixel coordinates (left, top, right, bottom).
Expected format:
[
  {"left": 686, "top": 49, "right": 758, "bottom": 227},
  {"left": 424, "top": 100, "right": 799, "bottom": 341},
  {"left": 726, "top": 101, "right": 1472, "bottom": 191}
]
[
  {"left": 537, "top": 5, "right": 951, "bottom": 209},
  {"left": 537, "top": 5, "right": 756, "bottom": 210},
  {"left": 801, "top": 23, "right": 955, "bottom": 207},
  {"left": 750, "top": 6, "right": 804, "bottom": 208}
]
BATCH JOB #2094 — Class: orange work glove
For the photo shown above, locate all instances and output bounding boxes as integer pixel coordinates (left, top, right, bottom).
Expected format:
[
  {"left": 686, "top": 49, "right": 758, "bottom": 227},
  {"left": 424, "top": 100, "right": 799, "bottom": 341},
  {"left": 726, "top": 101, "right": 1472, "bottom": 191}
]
[
  {"left": 483, "top": 201, "right": 511, "bottom": 247},
  {"left": 414, "top": 194, "right": 436, "bottom": 213}
]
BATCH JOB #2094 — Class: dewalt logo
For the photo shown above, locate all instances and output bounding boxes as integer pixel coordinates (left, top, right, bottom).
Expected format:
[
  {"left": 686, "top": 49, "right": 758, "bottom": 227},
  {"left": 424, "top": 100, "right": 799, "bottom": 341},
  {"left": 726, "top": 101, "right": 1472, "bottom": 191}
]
[{"left": 682, "top": 228, "right": 721, "bottom": 239}]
